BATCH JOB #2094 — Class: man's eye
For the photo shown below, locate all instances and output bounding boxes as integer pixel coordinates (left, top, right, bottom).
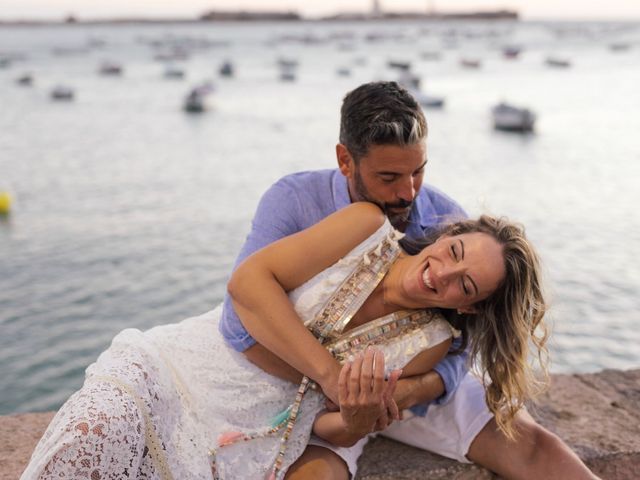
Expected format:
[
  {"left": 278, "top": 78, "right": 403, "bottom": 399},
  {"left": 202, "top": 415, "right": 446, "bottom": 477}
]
[
  {"left": 450, "top": 244, "right": 458, "bottom": 260},
  {"left": 380, "top": 176, "right": 396, "bottom": 183}
]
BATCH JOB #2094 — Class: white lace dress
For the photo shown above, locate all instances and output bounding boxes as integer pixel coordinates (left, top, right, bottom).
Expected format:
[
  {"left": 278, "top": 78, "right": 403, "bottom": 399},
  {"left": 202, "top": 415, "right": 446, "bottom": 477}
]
[{"left": 21, "top": 220, "right": 457, "bottom": 480}]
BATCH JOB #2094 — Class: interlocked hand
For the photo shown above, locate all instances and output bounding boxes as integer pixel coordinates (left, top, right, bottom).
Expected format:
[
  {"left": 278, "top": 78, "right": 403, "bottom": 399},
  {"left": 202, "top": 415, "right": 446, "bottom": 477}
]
[{"left": 338, "top": 346, "right": 402, "bottom": 436}]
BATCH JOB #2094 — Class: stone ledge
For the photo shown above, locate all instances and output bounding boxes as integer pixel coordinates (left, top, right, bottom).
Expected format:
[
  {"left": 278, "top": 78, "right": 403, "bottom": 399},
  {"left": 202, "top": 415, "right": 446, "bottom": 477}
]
[{"left": 2, "top": 369, "right": 639, "bottom": 480}]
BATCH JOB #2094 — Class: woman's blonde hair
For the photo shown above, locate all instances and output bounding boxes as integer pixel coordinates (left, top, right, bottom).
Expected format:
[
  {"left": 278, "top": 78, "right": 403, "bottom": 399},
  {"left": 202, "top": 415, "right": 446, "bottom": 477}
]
[{"left": 402, "top": 215, "right": 549, "bottom": 438}]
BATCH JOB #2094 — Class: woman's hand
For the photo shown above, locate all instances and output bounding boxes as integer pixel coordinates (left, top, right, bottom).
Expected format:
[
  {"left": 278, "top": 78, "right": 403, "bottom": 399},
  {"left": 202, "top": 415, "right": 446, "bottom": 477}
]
[{"left": 338, "top": 347, "right": 402, "bottom": 436}]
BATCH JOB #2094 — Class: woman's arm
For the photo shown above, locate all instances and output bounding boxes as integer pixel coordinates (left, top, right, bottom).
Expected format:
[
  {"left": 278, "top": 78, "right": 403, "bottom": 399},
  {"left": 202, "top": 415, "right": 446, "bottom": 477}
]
[
  {"left": 313, "top": 348, "right": 401, "bottom": 447},
  {"left": 227, "top": 202, "right": 386, "bottom": 404},
  {"left": 313, "top": 338, "right": 452, "bottom": 445}
]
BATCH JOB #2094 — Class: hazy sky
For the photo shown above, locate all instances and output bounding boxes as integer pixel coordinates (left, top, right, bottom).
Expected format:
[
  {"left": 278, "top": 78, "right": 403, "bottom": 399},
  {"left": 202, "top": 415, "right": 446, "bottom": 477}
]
[{"left": 1, "top": 0, "right": 639, "bottom": 21}]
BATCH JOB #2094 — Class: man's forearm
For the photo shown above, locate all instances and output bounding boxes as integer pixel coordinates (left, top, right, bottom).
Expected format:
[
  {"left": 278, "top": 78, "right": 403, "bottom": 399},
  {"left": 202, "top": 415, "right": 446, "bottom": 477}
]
[{"left": 394, "top": 370, "right": 445, "bottom": 410}]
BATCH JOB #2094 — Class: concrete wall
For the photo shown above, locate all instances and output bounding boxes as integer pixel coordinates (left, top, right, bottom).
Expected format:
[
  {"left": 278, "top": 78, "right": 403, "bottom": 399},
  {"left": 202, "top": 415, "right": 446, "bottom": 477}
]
[{"left": 2, "top": 369, "right": 638, "bottom": 479}]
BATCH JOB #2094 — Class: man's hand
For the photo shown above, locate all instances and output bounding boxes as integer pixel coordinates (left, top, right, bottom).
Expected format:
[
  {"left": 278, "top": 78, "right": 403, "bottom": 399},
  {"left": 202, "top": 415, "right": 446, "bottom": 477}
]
[{"left": 338, "top": 347, "right": 402, "bottom": 436}]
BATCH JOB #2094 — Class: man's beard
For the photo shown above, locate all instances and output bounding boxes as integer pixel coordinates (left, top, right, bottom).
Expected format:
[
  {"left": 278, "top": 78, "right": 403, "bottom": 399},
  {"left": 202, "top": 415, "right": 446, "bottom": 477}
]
[{"left": 353, "top": 169, "right": 413, "bottom": 229}]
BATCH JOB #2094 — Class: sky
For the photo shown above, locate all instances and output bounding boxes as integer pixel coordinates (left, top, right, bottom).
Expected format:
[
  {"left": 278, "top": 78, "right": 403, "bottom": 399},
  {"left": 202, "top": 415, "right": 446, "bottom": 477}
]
[{"left": 1, "top": 0, "right": 639, "bottom": 21}]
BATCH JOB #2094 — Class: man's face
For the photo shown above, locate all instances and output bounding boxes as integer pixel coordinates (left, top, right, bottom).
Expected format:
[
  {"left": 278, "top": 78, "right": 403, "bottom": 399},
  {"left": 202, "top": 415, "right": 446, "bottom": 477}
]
[{"left": 339, "top": 143, "right": 427, "bottom": 230}]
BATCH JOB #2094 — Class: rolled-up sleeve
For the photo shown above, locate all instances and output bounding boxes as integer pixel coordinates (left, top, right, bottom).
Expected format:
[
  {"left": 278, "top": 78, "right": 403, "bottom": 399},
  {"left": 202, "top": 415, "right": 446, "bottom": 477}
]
[{"left": 218, "top": 181, "right": 301, "bottom": 352}]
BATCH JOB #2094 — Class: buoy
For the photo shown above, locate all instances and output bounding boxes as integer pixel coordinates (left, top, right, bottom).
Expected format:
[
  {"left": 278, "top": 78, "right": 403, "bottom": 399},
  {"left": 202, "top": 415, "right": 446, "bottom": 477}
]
[{"left": 0, "top": 192, "right": 12, "bottom": 214}]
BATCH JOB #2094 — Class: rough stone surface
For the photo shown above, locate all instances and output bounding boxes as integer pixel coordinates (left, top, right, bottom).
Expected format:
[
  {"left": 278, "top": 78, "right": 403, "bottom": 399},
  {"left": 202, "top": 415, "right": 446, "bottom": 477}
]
[{"left": 2, "top": 369, "right": 639, "bottom": 480}]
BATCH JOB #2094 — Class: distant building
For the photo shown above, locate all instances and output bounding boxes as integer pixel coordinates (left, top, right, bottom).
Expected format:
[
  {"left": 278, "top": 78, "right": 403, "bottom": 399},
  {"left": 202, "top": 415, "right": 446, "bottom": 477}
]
[{"left": 200, "top": 10, "right": 300, "bottom": 21}]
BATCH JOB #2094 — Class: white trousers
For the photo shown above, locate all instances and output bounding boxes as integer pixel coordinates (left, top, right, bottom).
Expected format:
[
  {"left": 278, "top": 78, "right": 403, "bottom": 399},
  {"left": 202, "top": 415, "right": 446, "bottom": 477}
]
[{"left": 308, "top": 374, "right": 493, "bottom": 477}]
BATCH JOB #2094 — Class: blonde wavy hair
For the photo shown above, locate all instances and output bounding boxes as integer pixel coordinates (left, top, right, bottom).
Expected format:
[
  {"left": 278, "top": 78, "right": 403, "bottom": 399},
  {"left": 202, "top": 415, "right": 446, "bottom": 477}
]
[{"left": 402, "top": 215, "right": 549, "bottom": 439}]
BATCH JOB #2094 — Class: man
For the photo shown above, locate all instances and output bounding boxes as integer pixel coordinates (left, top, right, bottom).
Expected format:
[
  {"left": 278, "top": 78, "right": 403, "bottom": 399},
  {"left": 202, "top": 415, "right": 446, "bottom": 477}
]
[{"left": 219, "top": 82, "right": 597, "bottom": 479}]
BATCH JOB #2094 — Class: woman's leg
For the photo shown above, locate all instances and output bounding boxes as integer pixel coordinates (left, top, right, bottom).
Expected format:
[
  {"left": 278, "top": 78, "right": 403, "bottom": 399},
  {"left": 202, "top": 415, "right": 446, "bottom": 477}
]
[
  {"left": 285, "top": 445, "right": 349, "bottom": 480},
  {"left": 22, "top": 378, "right": 148, "bottom": 479}
]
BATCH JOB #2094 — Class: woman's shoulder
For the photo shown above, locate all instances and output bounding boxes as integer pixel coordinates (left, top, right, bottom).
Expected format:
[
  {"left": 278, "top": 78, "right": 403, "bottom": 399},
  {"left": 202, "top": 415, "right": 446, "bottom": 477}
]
[{"left": 336, "top": 202, "right": 387, "bottom": 235}]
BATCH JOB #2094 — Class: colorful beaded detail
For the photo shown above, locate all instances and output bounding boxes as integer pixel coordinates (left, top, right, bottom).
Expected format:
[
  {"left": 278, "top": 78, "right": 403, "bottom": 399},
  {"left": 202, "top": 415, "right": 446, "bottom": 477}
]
[
  {"left": 326, "top": 309, "right": 453, "bottom": 362},
  {"left": 212, "top": 228, "right": 402, "bottom": 479}
]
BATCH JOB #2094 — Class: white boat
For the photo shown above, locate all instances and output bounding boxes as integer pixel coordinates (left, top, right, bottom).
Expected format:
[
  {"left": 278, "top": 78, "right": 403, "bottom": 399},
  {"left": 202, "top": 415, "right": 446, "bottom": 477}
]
[
  {"left": 492, "top": 103, "right": 535, "bottom": 132},
  {"left": 50, "top": 86, "right": 75, "bottom": 101}
]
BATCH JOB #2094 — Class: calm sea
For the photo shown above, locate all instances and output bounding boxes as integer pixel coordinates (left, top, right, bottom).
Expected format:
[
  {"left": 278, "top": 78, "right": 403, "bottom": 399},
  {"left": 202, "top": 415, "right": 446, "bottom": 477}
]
[{"left": 1, "top": 20, "right": 639, "bottom": 414}]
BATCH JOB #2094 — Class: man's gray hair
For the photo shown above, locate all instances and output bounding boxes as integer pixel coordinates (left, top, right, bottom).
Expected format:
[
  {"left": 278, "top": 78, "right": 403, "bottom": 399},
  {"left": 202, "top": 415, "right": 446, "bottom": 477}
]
[{"left": 340, "top": 81, "right": 427, "bottom": 161}]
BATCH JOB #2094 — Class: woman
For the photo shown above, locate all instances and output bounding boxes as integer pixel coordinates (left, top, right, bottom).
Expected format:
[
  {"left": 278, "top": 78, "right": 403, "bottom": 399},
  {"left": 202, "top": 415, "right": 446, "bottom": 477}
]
[{"left": 21, "top": 203, "right": 547, "bottom": 480}]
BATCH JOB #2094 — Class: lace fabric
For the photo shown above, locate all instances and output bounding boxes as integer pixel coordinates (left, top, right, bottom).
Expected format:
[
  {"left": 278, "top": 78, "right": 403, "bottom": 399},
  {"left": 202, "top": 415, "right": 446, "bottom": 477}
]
[{"left": 21, "top": 220, "right": 456, "bottom": 480}]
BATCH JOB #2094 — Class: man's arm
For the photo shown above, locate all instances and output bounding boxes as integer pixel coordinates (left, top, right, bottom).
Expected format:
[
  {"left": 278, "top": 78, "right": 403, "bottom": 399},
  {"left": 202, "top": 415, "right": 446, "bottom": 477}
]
[
  {"left": 219, "top": 180, "right": 304, "bottom": 352},
  {"left": 395, "top": 343, "right": 469, "bottom": 416}
]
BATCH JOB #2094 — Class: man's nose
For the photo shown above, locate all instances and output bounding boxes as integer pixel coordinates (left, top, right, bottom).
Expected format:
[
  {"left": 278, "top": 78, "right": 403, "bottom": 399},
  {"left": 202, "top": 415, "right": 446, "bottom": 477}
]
[{"left": 396, "top": 178, "right": 416, "bottom": 202}]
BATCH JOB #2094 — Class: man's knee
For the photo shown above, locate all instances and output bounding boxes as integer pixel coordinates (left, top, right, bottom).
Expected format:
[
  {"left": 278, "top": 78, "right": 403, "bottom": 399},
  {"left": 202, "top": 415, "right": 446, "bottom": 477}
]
[{"left": 285, "top": 445, "right": 350, "bottom": 480}]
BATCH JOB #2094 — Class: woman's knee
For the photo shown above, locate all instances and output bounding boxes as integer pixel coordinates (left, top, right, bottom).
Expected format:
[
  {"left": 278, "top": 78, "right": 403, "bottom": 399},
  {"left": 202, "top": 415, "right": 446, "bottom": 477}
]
[{"left": 285, "top": 445, "right": 350, "bottom": 480}]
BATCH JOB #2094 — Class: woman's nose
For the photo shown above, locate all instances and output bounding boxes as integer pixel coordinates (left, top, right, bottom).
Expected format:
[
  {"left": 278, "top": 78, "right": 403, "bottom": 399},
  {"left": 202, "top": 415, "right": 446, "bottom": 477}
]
[{"left": 434, "top": 264, "right": 463, "bottom": 284}]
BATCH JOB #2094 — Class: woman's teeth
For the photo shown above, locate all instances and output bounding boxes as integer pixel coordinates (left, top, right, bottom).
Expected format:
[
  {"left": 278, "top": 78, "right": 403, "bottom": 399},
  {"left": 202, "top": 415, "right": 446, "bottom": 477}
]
[{"left": 422, "top": 267, "right": 435, "bottom": 290}]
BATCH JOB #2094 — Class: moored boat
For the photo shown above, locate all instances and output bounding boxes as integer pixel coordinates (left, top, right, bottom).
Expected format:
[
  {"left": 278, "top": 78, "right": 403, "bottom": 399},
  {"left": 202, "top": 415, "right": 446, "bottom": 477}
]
[{"left": 492, "top": 102, "right": 536, "bottom": 132}]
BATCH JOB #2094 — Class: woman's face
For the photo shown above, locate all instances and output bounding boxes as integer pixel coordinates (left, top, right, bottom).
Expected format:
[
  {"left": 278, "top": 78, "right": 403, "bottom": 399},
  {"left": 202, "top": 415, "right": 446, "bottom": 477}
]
[{"left": 400, "top": 232, "right": 506, "bottom": 311}]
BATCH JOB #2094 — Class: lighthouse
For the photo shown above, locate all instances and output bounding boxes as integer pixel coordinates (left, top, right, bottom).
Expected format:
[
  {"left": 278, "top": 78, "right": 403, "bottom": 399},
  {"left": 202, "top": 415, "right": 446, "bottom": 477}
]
[{"left": 371, "top": 0, "right": 382, "bottom": 17}]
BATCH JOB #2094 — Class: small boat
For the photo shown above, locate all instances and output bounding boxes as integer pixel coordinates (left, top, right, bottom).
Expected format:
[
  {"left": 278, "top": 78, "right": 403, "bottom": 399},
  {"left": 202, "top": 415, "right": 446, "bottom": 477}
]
[
  {"left": 99, "top": 61, "right": 123, "bottom": 76},
  {"left": 183, "top": 83, "right": 214, "bottom": 113},
  {"left": 336, "top": 67, "right": 351, "bottom": 77},
  {"left": 420, "top": 51, "right": 441, "bottom": 61},
  {"left": 412, "top": 90, "right": 445, "bottom": 108},
  {"left": 277, "top": 58, "right": 299, "bottom": 69},
  {"left": 387, "top": 60, "right": 411, "bottom": 71},
  {"left": 502, "top": 46, "right": 521, "bottom": 59},
  {"left": 545, "top": 57, "right": 571, "bottom": 68},
  {"left": 164, "top": 65, "right": 185, "bottom": 79},
  {"left": 460, "top": 58, "right": 482, "bottom": 69},
  {"left": 279, "top": 69, "right": 296, "bottom": 82},
  {"left": 0, "top": 57, "right": 10, "bottom": 69},
  {"left": 50, "top": 86, "right": 75, "bottom": 101},
  {"left": 609, "top": 43, "right": 631, "bottom": 52},
  {"left": 492, "top": 103, "right": 536, "bottom": 132},
  {"left": 397, "top": 70, "right": 421, "bottom": 90},
  {"left": 16, "top": 74, "right": 33, "bottom": 86},
  {"left": 219, "top": 61, "right": 234, "bottom": 77}
]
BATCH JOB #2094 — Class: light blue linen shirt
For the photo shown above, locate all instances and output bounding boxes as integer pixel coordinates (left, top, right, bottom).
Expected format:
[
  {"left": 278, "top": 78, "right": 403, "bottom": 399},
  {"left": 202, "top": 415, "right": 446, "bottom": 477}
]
[{"left": 219, "top": 168, "right": 468, "bottom": 410}]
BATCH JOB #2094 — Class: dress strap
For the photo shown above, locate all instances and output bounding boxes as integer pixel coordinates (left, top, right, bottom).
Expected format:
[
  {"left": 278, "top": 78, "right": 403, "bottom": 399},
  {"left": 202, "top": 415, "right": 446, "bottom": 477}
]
[{"left": 308, "top": 226, "right": 401, "bottom": 339}]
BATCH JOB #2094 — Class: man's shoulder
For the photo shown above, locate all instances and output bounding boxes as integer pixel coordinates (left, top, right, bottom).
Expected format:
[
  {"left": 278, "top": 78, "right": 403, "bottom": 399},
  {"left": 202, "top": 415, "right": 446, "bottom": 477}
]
[
  {"left": 418, "top": 183, "right": 464, "bottom": 214},
  {"left": 273, "top": 169, "right": 337, "bottom": 190}
]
